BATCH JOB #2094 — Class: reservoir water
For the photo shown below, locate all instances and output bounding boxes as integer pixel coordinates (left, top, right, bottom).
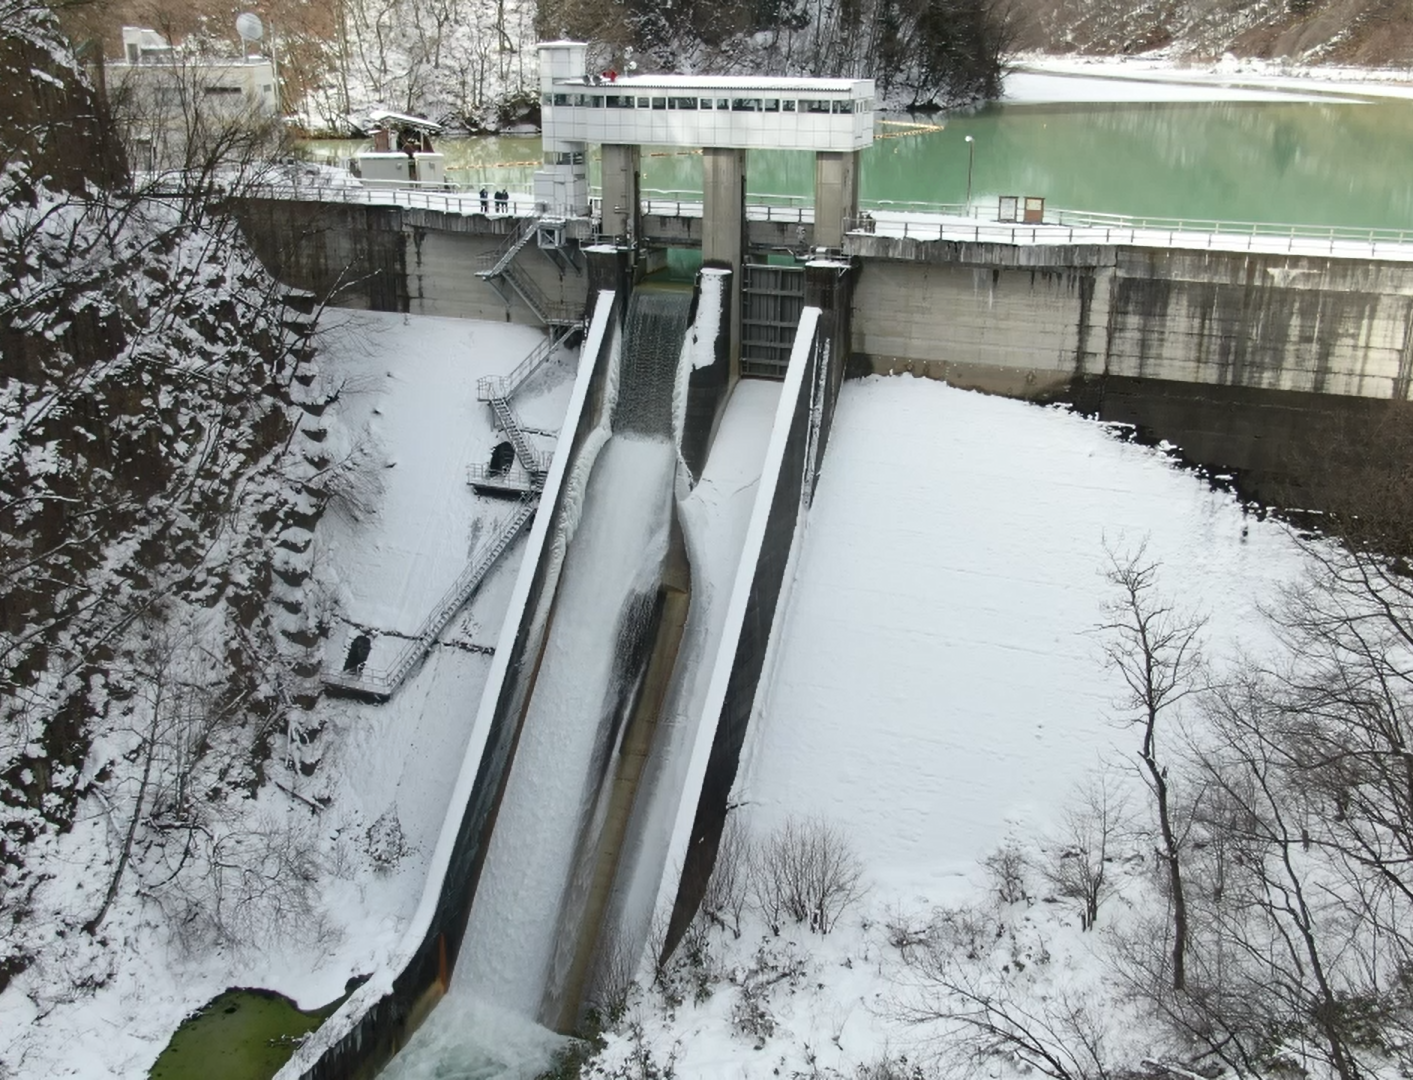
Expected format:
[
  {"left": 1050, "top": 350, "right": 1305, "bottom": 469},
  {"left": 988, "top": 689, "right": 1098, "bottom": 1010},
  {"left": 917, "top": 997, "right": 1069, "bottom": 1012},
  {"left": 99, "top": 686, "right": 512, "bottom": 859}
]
[{"left": 302, "top": 82, "right": 1413, "bottom": 228}]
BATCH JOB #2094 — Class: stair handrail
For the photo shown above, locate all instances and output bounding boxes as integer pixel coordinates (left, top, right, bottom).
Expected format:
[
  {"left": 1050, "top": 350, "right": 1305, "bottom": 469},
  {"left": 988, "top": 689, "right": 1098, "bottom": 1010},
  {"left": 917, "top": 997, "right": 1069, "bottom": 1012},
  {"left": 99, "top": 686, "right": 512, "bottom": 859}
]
[
  {"left": 323, "top": 495, "right": 538, "bottom": 695},
  {"left": 490, "top": 396, "right": 549, "bottom": 475},
  {"left": 502, "top": 261, "right": 581, "bottom": 326},
  {"left": 476, "top": 215, "right": 540, "bottom": 274},
  {"left": 476, "top": 325, "right": 571, "bottom": 402}
]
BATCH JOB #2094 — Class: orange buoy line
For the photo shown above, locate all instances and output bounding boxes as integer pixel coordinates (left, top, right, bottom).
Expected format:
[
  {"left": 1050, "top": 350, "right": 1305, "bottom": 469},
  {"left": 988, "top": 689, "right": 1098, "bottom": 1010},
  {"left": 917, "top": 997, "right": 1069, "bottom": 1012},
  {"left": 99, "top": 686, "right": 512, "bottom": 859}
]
[
  {"left": 452, "top": 160, "right": 543, "bottom": 169},
  {"left": 873, "top": 118, "right": 944, "bottom": 141}
]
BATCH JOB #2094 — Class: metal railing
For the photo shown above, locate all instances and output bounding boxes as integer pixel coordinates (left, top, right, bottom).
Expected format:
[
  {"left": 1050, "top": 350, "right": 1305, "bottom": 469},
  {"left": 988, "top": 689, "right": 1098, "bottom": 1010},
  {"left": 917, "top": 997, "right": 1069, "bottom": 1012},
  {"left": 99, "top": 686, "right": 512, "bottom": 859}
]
[
  {"left": 843, "top": 210, "right": 1413, "bottom": 257},
  {"left": 477, "top": 326, "right": 572, "bottom": 402},
  {"left": 501, "top": 261, "right": 582, "bottom": 326},
  {"left": 322, "top": 494, "right": 538, "bottom": 697},
  {"left": 466, "top": 463, "right": 542, "bottom": 495},
  {"left": 249, "top": 176, "right": 542, "bottom": 218},
  {"left": 476, "top": 214, "right": 540, "bottom": 274},
  {"left": 257, "top": 172, "right": 1413, "bottom": 257}
]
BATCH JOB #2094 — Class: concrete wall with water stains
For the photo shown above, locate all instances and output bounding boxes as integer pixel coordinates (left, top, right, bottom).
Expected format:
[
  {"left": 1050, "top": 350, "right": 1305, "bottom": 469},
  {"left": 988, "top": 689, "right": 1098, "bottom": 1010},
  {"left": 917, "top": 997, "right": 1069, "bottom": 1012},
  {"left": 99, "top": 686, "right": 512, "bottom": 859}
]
[
  {"left": 847, "top": 236, "right": 1413, "bottom": 401},
  {"left": 237, "top": 199, "right": 591, "bottom": 324}
]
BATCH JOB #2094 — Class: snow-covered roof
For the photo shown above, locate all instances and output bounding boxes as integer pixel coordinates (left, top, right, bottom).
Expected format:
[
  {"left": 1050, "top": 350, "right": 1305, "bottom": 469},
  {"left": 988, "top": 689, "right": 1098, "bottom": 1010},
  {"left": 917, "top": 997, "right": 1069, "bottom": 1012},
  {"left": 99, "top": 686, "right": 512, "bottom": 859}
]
[
  {"left": 366, "top": 109, "right": 444, "bottom": 132},
  {"left": 564, "top": 74, "right": 866, "bottom": 93}
]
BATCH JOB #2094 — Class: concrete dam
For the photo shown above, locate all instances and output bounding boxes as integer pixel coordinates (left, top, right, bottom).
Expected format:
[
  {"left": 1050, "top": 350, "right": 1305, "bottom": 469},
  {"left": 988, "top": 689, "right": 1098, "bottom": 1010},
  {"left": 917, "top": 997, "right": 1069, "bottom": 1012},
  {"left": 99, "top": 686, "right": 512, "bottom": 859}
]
[
  {"left": 247, "top": 215, "right": 1413, "bottom": 1080},
  {"left": 276, "top": 247, "right": 848, "bottom": 1078},
  {"left": 253, "top": 44, "right": 1413, "bottom": 1080}
]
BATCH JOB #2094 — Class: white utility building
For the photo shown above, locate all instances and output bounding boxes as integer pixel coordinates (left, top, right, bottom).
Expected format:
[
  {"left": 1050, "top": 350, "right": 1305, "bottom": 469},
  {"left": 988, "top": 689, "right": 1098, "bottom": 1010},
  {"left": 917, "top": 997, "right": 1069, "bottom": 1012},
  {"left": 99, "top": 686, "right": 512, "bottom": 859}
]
[{"left": 533, "top": 41, "right": 874, "bottom": 252}]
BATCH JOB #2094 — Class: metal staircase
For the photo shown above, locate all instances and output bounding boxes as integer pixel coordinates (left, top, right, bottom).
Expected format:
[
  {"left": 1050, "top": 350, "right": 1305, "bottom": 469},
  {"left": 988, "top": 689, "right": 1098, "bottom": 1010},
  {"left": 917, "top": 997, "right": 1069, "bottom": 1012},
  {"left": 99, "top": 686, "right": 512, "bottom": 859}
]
[
  {"left": 477, "top": 216, "right": 541, "bottom": 278},
  {"left": 476, "top": 216, "right": 583, "bottom": 328},
  {"left": 322, "top": 494, "right": 539, "bottom": 701},
  {"left": 477, "top": 325, "right": 574, "bottom": 403},
  {"left": 489, "top": 396, "right": 548, "bottom": 477}
]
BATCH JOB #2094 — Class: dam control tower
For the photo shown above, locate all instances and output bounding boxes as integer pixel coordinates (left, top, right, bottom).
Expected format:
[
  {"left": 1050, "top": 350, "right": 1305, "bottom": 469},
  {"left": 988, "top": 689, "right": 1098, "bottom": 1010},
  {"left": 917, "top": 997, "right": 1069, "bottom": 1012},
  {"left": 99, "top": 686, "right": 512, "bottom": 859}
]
[{"left": 534, "top": 41, "right": 874, "bottom": 362}]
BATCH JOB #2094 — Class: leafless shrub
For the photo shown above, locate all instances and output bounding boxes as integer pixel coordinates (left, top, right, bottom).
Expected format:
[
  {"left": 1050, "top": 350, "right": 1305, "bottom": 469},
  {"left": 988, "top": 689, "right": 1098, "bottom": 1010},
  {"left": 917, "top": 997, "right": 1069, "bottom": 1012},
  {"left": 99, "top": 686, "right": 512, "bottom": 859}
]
[
  {"left": 588, "top": 939, "right": 637, "bottom": 1027},
  {"left": 982, "top": 840, "right": 1031, "bottom": 906},
  {"left": 750, "top": 816, "right": 867, "bottom": 935},
  {"left": 885, "top": 906, "right": 934, "bottom": 955},
  {"left": 313, "top": 437, "right": 385, "bottom": 523},
  {"left": 901, "top": 947, "right": 1114, "bottom": 1080},
  {"left": 1041, "top": 776, "right": 1128, "bottom": 931},
  {"left": 654, "top": 906, "right": 716, "bottom": 1009},
  {"left": 854, "top": 1055, "right": 931, "bottom": 1080},
  {"left": 701, "top": 814, "right": 751, "bottom": 939},
  {"left": 585, "top": 1015, "right": 681, "bottom": 1080},
  {"left": 925, "top": 904, "right": 1004, "bottom": 964},
  {"left": 729, "top": 939, "right": 808, "bottom": 1049}
]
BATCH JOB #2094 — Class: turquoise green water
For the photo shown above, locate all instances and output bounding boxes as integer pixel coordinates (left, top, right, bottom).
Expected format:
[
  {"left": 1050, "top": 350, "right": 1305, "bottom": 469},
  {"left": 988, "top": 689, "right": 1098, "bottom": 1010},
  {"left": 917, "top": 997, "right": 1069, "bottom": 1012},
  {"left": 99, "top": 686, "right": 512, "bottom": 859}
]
[{"left": 302, "top": 96, "right": 1413, "bottom": 229}]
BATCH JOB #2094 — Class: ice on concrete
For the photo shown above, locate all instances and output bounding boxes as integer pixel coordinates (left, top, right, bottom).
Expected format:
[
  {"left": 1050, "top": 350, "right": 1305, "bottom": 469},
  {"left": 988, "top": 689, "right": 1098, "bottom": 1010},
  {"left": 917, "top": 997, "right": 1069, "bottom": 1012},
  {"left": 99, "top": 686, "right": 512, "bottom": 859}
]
[{"left": 601, "top": 378, "right": 783, "bottom": 977}]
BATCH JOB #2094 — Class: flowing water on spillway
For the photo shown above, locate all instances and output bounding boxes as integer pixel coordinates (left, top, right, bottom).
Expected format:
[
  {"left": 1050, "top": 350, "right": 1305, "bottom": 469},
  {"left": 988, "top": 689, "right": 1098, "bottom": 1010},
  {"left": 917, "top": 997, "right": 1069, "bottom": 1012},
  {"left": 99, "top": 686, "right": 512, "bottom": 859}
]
[
  {"left": 614, "top": 289, "right": 691, "bottom": 438},
  {"left": 381, "top": 290, "right": 691, "bottom": 1078}
]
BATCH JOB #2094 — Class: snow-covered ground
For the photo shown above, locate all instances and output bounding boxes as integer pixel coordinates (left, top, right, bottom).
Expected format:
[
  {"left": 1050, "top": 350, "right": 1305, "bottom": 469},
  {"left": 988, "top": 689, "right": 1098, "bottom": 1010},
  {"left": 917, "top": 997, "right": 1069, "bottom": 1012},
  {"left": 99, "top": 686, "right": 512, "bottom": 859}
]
[
  {"left": 738, "top": 378, "right": 1297, "bottom": 895},
  {"left": 1014, "top": 53, "right": 1413, "bottom": 102},
  {"left": 1003, "top": 67, "right": 1359, "bottom": 103},
  {"left": 0, "top": 311, "right": 577, "bottom": 1077},
  {"left": 591, "top": 376, "right": 1310, "bottom": 1078},
  {"left": 299, "top": 310, "right": 577, "bottom": 998}
]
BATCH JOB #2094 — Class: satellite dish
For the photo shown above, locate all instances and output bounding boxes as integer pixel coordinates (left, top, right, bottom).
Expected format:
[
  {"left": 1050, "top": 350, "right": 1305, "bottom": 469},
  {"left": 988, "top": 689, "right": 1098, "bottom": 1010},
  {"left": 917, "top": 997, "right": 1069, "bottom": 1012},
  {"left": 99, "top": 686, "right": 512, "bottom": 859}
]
[{"left": 236, "top": 12, "right": 264, "bottom": 42}]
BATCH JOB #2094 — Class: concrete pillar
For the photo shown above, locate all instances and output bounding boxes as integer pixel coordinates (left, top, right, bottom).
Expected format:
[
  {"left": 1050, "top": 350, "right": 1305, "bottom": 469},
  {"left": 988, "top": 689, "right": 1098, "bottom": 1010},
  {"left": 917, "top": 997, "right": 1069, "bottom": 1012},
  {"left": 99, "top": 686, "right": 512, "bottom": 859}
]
[
  {"left": 813, "top": 150, "right": 859, "bottom": 250},
  {"left": 600, "top": 143, "right": 640, "bottom": 244},
  {"left": 703, "top": 146, "right": 746, "bottom": 369}
]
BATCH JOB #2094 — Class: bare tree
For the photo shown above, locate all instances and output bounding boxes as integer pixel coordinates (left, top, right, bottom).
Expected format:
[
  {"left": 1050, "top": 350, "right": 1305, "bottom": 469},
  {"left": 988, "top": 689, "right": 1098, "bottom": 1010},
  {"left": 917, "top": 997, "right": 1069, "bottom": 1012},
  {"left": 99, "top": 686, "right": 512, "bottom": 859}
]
[
  {"left": 701, "top": 813, "right": 751, "bottom": 940},
  {"left": 901, "top": 946, "right": 1113, "bottom": 1080},
  {"left": 1189, "top": 675, "right": 1369, "bottom": 1080},
  {"left": 1042, "top": 775, "right": 1128, "bottom": 931},
  {"left": 1100, "top": 544, "right": 1205, "bottom": 991},
  {"left": 750, "top": 816, "right": 866, "bottom": 936},
  {"left": 84, "top": 630, "right": 179, "bottom": 936}
]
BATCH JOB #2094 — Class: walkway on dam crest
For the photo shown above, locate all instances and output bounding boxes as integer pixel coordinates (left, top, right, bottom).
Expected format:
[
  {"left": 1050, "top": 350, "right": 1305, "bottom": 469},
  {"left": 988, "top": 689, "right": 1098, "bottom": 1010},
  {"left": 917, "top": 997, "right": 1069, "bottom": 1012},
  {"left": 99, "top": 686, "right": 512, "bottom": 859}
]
[{"left": 265, "top": 177, "right": 1413, "bottom": 262}]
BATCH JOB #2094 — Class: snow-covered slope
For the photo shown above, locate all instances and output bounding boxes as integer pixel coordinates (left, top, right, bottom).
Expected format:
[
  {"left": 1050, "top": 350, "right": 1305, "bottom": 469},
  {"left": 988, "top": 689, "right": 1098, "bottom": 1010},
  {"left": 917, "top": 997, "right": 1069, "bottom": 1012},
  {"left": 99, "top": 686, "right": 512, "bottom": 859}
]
[
  {"left": 737, "top": 378, "right": 1298, "bottom": 896},
  {"left": 585, "top": 376, "right": 1308, "bottom": 1079}
]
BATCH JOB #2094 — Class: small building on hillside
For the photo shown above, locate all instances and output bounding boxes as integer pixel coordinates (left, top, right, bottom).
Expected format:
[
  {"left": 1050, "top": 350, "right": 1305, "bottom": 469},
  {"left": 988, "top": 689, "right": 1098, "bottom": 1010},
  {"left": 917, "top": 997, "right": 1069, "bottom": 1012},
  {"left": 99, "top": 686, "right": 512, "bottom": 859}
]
[{"left": 106, "top": 26, "right": 277, "bottom": 121}]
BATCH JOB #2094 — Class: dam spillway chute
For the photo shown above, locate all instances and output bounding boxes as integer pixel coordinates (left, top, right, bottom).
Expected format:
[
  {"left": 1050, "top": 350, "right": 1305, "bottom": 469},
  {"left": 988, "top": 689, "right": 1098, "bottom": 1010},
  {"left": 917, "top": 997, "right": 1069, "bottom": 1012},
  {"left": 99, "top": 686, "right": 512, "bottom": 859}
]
[{"left": 378, "top": 285, "right": 697, "bottom": 1075}]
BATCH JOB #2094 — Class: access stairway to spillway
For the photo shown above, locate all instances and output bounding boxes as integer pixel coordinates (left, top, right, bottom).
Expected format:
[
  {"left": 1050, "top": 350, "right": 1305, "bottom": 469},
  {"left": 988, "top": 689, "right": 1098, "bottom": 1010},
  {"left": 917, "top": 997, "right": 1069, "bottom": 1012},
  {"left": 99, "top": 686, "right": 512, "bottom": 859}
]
[
  {"left": 320, "top": 493, "right": 538, "bottom": 702},
  {"left": 467, "top": 325, "right": 575, "bottom": 496},
  {"left": 476, "top": 215, "right": 582, "bottom": 328},
  {"left": 322, "top": 321, "right": 575, "bottom": 701}
]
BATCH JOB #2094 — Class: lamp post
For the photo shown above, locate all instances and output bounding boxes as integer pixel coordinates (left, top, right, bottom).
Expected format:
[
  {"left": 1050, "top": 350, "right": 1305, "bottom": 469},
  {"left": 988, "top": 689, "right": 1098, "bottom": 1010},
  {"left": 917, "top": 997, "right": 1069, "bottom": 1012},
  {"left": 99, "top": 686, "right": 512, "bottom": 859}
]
[{"left": 964, "top": 135, "right": 975, "bottom": 215}]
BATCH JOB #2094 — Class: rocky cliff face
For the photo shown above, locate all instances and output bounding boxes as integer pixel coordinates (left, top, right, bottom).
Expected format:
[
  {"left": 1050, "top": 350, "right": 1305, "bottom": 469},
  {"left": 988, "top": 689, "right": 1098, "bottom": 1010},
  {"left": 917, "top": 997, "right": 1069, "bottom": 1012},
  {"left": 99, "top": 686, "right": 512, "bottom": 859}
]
[
  {"left": 1012, "top": 0, "right": 1413, "bottom": 65},
  {"left": 0, "top": 0, "right": 125, "bottom": 195},
  {"left": 0, "top": 0, "right": 330, "bottom": 1000}
]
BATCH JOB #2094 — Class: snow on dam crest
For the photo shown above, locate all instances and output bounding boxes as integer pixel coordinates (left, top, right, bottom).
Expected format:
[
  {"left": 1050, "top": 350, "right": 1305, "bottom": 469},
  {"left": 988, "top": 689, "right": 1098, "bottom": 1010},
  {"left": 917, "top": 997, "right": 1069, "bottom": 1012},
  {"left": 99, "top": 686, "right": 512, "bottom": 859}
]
[{"left": 734, "top": 376, "right": 1307, "bottom": 897}]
